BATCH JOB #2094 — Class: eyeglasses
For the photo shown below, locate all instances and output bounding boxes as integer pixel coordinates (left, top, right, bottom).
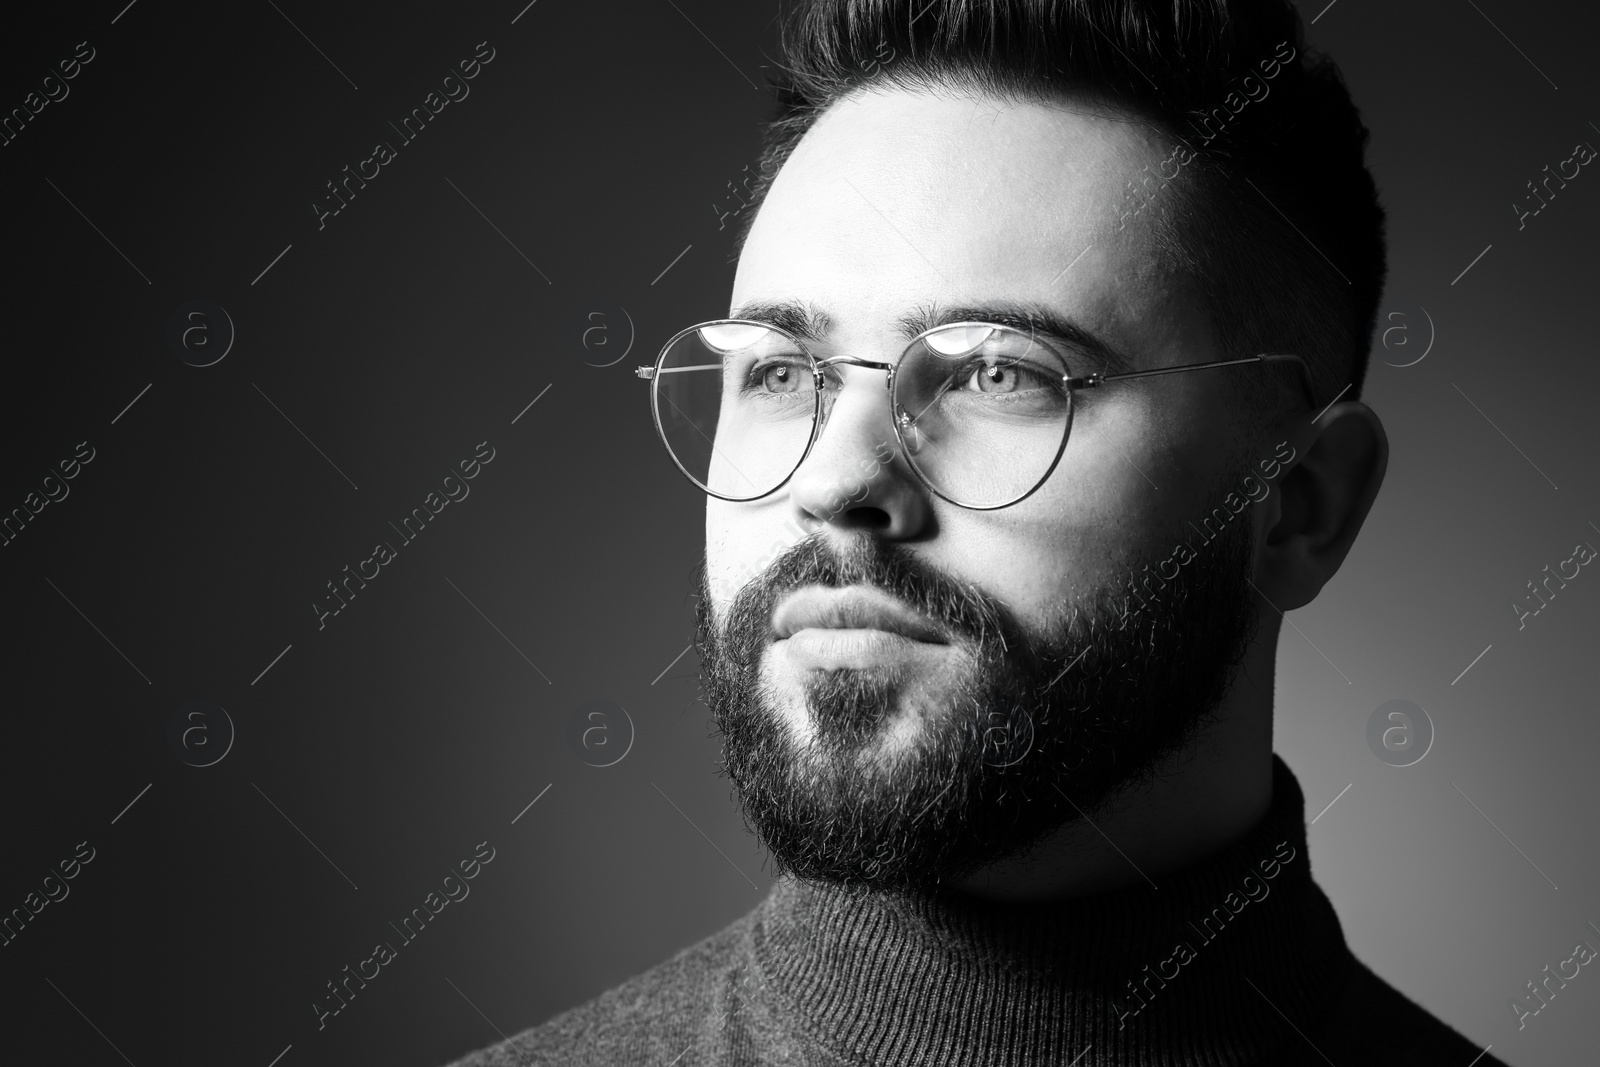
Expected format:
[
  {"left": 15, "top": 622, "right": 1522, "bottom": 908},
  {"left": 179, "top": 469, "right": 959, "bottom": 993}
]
[{"left": 635, "top": 319, "right": 1317, "bottom": 510}]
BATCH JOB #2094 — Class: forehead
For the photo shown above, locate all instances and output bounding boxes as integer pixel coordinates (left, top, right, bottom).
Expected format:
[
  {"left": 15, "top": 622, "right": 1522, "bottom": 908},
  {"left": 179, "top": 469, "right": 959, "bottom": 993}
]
[{"left": 732, "top": 86, "right": 1191, "bottom": 356}]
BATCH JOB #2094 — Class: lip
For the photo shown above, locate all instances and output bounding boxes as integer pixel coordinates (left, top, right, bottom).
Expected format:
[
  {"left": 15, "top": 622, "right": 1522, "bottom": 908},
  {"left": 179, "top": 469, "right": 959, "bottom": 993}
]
[{"left": 770, "top": 586, "right": 949, "bottom": 644}]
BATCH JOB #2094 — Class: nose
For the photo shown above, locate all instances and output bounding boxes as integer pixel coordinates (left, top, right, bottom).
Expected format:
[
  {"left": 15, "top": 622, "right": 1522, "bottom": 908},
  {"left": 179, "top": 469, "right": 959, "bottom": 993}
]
[{"left": 785, "top": 364, "right": 934, "bottom": 539}]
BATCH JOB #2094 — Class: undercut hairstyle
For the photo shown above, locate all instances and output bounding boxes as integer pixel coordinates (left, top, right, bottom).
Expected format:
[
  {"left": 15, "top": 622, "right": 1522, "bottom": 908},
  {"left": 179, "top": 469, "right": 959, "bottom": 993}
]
[{"left": 730, "top": 0, "right": 1387, "bottom": 423}]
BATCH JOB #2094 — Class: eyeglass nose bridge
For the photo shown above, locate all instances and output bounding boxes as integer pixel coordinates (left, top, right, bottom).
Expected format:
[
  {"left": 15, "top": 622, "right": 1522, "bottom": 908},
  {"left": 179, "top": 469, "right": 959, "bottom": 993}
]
[
  {"left": 808, "top": 352, "right": 908, "bottom": 449},
  {"left": 812, "top": 353, "right": 897, "bottom": 378}
]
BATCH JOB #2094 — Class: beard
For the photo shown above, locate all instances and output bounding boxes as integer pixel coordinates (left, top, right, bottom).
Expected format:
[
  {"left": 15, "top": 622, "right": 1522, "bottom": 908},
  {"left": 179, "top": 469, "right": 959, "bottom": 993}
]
[{"left": 695, "top": 492, "right": 1262, "bottom": 896}]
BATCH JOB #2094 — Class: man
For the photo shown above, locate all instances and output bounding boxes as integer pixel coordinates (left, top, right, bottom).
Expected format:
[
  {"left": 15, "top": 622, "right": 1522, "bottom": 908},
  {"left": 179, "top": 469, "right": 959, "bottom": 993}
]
[{"left": 448, "top": 0, "right": 1507, "bottom": 1063}]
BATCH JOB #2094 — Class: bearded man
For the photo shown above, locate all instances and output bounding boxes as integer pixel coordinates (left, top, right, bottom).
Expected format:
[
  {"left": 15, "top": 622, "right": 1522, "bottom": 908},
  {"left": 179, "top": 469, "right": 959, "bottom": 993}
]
[{"left": 446, "top": 0, "right": 1507, "bottom": 1063}]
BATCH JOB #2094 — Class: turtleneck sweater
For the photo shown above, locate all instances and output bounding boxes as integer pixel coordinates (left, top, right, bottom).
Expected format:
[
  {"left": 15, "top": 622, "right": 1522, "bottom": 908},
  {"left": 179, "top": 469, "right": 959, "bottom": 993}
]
[{"left": 443, "top": 756, "right": 1508, "bottom": 1066}]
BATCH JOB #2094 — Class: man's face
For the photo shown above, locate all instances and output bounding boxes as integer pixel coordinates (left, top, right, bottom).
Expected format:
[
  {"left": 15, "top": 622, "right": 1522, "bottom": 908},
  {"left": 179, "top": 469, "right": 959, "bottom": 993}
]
[{"left": 697, "top": 87, "right": 1270, "bottom": 893}]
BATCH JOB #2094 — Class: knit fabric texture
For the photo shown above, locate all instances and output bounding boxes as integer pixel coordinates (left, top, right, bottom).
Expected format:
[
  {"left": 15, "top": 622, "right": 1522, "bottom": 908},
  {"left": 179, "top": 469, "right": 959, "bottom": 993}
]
[{"left": 443, "top": 756, "right": 1508, "bottom": 1066}]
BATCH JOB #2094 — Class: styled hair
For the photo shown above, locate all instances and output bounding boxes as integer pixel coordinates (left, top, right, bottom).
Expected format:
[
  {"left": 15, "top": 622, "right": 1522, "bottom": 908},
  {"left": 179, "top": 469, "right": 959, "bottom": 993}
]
[{"left": 731, "top": 0, "right": 1387, "bottom": 417}]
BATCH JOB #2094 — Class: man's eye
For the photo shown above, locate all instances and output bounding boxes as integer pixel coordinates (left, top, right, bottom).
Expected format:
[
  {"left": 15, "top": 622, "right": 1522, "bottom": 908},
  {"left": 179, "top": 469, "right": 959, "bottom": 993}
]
[
  {"left": 746, "top": 360, "right": 810, "bottom": 394},
  {"left": 958, "top": 360, "right": 1054, "bottom": 394}
]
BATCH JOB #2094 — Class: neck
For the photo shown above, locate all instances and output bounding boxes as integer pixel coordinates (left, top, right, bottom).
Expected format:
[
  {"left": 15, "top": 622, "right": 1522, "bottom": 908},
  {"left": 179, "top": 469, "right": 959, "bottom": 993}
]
[
  {"left": 954, "top": 626, "right": 1278, "bottom": 901},
  {"left": 752, "top": 753, "right": 1348, "bottom": 1067}
]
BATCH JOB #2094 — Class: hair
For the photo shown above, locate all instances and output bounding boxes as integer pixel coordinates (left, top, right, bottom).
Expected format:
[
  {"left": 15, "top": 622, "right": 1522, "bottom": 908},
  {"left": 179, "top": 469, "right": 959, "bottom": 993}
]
[{"left": 730, "top": 0, "right": 1388, "bottom": 422}]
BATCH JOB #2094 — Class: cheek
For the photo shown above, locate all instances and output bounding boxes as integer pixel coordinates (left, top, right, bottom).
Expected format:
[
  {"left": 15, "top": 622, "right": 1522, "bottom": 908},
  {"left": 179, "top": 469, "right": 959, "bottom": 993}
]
[
  {"left": 926, "top": 510, "right": 1089, "bottom": 632},
  {"left": 705, "top": 499, "right": 787, "bottom": 607},
  {"left": 703, "top": 518, "right": 742, "bottom": 607},
  {"left": 974, "top": 403, "right": 1209, "bottom": 623}
]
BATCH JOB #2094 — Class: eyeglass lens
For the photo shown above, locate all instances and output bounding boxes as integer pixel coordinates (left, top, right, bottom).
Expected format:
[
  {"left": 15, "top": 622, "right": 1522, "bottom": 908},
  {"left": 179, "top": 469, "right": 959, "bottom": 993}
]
[{"left": 650, "top": 321, "right": 1074, "bottom": 508}]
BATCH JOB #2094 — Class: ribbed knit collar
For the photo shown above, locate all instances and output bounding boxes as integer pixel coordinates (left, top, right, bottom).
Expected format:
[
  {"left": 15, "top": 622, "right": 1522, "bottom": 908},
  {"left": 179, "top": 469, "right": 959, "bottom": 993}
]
[{"left": 749, "top": 755, "right": 1352, "bottom": 1066}]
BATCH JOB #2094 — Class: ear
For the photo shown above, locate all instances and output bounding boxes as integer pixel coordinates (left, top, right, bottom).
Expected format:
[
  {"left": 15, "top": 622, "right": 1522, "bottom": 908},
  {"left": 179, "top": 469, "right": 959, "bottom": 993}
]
[{"left": 1254, "top": 402, "right": 1388, "bottom": 611}]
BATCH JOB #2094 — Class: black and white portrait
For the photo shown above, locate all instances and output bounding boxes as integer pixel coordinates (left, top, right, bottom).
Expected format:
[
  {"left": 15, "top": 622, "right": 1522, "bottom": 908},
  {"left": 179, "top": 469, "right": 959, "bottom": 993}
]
[{"left": 3, "top": 2, "right": 1596, "bottom": 1065}]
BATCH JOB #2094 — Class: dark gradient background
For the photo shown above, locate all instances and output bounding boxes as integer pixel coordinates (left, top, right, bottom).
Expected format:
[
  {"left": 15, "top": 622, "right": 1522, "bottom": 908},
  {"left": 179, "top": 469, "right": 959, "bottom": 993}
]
[{"left": 1, "top": 1, "right": 1596, "bottom": 1064}]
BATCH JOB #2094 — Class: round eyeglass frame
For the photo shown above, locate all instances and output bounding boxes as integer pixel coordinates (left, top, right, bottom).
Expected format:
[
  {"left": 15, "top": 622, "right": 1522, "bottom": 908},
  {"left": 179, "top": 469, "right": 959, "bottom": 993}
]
[
  {"left": 635, "top": 319, "right": 1320, "bottom": 512},
  {"left": 638, "top": 318, "right": 1079, "bottom": 511}
]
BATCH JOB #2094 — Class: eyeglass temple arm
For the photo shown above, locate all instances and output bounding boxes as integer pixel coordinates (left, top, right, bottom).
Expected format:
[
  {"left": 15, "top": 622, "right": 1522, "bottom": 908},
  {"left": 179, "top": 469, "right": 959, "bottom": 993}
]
[{"left": 1068, "top": 353, "right": 1318, "bottom": 412}]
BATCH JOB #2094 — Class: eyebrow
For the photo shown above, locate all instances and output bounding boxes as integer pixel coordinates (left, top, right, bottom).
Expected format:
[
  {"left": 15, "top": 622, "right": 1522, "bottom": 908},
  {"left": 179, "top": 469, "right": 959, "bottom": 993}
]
[{"left": 726, "top": 298, "right": 1136, "bottom": 375}]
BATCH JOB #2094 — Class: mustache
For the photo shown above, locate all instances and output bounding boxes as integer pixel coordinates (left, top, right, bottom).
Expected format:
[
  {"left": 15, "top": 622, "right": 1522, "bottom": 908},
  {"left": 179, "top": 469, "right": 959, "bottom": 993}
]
[{"left": 702, "top": 532, "right": 1020, "bottom": 660}]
